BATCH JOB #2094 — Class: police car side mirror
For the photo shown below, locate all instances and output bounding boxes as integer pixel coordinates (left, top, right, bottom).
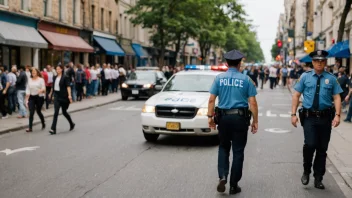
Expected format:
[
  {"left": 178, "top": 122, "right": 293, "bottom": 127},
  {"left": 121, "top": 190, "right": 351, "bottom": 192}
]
[{"left": 155, "top": 85, "right": 163, "bottom": 91}]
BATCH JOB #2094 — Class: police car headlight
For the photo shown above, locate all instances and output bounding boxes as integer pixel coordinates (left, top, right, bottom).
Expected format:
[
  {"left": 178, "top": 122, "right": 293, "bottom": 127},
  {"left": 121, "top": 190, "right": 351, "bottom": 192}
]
[
  {"left": 143, "top": 84, "right": 152, "bottom": 88},
  {"left": 122, "top": 83, "right": 128, "bottom": 88},
  {"left": 197, "top": 108, "right": 208, "bottom": 116},
  {"left": 142, "top": 105, "right": 155, "bottom": 113}
]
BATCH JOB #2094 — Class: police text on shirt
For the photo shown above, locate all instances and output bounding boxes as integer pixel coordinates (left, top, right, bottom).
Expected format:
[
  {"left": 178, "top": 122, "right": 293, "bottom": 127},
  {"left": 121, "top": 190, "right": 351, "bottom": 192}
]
[{"left": 220, "top": 78, "right": 244, "bottom": 87}]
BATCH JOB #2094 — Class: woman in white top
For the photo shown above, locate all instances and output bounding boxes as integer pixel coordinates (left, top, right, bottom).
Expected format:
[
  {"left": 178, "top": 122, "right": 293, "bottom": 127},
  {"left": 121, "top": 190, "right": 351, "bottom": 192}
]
[
  {"left": 90, "top": 66, "right": 99, "bottom": 96},
  {"left": 25, "top": 68, "right": 46, "bottom": 132},
  {"left": 269, "top": 64, "right": 278, "bottom": 89}
]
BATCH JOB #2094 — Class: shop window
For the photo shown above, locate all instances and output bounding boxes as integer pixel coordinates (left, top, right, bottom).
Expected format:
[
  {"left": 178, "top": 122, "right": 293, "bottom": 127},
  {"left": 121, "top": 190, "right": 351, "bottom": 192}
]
[
  {"left": 21, "top": 0, "right": 30, "bottom": 11},
  {"left": 91, "top": 5, "right": 95, "bottom": 29},
  {"left": 43, "top": 0, "right": 47, "bottom": 16},
  {"left": 0, "top": 0, "right": 7, "bottom": 6},
  {"left": 2, "top": 46, "right": 9, "bottom": 68},
  {"left": 109, "top": 11, "right": 112, "bottom": 33},
  {"left": 101, "top": 8, "right": 104, "bottom": 31},
  {"left": 59, "top": 0, "right": 66, "bottom": 22},
  {"left": 73, "top": 0, "right": 76, "bottom": 24}
]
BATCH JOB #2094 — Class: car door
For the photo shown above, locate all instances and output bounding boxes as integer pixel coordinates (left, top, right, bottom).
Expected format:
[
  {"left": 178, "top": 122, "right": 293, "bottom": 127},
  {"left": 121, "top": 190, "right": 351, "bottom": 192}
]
[{"left": 155, "top": 71, "right": 167, "bottom": 91}]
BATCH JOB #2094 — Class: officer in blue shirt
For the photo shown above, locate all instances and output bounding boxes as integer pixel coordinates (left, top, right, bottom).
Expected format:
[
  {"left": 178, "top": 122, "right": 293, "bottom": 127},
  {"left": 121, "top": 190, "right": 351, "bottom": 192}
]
[
  {"left": 291, "top": 50, "right": 343, "bottom": 190},
  {"left": 207, "top": 49, "right": 259, "bottom": 195}
]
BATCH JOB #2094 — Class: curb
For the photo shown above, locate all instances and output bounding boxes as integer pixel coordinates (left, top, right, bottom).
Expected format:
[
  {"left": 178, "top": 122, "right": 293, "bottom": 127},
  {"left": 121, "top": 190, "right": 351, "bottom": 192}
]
[
  {"left": 0, "top": 98, "right": 121, "bottom": 136},
  {"left": 287, "top": 86, "right": 352, "bottom": 192}
]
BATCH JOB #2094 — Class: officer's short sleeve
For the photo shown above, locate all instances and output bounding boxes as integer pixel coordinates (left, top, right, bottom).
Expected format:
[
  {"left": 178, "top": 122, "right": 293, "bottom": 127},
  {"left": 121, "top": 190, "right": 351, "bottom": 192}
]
[
  {"left": 247, "top": 76, "right": 257, "bottom": 97},
  {"left": 209, "top": 76, "right": 219, "bottom": 96},
  {"left": 332, "top": 76, "right": 343, "bottom": 96},
  {"left": 294, "top": 73, "right": 306, "bottom": 93}
]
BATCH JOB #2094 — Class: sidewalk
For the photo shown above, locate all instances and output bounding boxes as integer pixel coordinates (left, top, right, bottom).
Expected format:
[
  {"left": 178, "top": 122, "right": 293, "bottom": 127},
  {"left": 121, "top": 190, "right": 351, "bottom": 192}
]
[
  {"left": 0, "top": 93, "right": 121, "bottom": 135},
  {"left": 287, "top": 85, "right": 352, "bottom": 191}
]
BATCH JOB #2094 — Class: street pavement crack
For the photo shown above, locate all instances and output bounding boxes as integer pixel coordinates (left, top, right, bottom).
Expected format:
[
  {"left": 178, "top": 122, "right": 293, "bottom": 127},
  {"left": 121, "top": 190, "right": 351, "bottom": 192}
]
[{"left": 79, "top": 146, "right": 152, "bottom": 198}]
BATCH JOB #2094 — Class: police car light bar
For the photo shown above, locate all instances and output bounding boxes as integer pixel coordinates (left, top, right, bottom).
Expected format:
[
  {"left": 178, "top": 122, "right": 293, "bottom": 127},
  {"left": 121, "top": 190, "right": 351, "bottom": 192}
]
[{"left": 185, "top": 65, "right": 228, "bottom": 71}]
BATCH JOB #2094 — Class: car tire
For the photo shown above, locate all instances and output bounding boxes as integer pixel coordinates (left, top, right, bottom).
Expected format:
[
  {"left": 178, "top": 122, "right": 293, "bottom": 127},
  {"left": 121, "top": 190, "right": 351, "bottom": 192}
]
[
  {"left": 143, "top": 131, "right": 159, "bottom": 142},
  {"left": 122, "top": 95, "right": 128, "bottom": 100},
  {"left": 211, "top": 135, "right": 220, "bottom": 145}
]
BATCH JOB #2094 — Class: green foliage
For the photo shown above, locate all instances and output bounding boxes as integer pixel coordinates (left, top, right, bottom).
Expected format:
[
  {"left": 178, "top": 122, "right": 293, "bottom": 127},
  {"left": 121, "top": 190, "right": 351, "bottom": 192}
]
[
  {"left": 126, "top": 0, "right": 264, "bottom": 65},
  {"left": 270, "top": 40, "right": 280, "bottom": 61}
]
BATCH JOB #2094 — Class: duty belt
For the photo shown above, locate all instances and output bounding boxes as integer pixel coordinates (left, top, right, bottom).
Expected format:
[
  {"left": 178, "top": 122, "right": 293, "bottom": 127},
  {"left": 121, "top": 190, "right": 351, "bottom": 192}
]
[
  {"left": 303, "top": 108, "right": 333, "bottom": 118},
  {"left": 220, "top": 108, "right": 246, "bottom": 116}
]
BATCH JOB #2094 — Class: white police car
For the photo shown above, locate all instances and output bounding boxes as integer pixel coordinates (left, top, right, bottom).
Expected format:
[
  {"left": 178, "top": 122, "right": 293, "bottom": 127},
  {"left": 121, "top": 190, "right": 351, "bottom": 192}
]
[{"left": 140, "top": 65, "right": 228, "bottom": 142}]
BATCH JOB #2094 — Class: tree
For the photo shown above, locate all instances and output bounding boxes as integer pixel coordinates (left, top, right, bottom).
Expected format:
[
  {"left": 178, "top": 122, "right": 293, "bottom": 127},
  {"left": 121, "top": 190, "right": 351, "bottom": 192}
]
[
  {"left": 337, "top": 0, "right": 352, "bottom": 42},
  {"left": 271, "top": 40, "right": 280, "bottom": 61}
]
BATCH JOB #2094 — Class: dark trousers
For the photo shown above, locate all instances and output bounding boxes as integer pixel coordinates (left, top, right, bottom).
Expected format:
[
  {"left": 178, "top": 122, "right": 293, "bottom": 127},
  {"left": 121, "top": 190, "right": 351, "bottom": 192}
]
[
  {"left": 112, "top": 79, "right": 119, "bottom": 92},
  {"left": 346, "top": 98, "right": 352, "bottom": 121},
  {"left": 7, "top": 86, "right": 16, "bottom": 114},
  {"left": 45, "top": 86, "right": 52, "bottom": 109},
  {"left": 269, "top": 77, "right": 276, "bottom": 89},
  {"left": 282, "top": 77, "right": 287, "bottom": 86},
  {"left": 102, "top": 80, "right": 110, "bottom": 96},
  {"left": 76, "top": 82, "right": 84, "bottom": 101},
  {"left": 303, "top": 116, "right": 332, "bottom": 180},
  {"left": 217, "top": 114, "right": 248, "bottom": 186},
  {"left": 28, "top": 95, "right": 45, "bottom": 130},
  {"left": 51, "top": 97, "right": 74, "bottom": 131},
  {"left": 0, "top": 91, "right": 7, "bottom": 116},
  {"left": 119, "top": 76, "right": 126, "bottom": 88}
]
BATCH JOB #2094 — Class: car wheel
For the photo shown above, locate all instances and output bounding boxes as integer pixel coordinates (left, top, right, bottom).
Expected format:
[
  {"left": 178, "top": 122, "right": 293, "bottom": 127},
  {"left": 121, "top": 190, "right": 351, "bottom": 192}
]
[
  {"left": 211, "top": 135, "right": 220, "bottom": 145},
  {"left": 122, "top": 95, "right": 128, "bottom": 100},
  {"left": 143, "top": 131, "right": 159, "bottom": 142}
]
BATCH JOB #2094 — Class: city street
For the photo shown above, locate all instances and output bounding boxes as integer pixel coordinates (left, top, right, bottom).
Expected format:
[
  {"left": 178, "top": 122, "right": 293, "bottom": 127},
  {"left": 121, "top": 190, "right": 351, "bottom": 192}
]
[{"left": 0, "top": 87, "right": 349, "bottom": 198}]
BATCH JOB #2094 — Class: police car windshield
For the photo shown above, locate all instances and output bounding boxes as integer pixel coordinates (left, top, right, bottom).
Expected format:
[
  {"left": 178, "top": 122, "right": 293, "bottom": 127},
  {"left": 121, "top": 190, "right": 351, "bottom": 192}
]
[
  {"left": 163, "top": 74, "right": 216, "bottom": 92},
  {"left": 128, "top": 71, "right": 155, "bottom": 81}
]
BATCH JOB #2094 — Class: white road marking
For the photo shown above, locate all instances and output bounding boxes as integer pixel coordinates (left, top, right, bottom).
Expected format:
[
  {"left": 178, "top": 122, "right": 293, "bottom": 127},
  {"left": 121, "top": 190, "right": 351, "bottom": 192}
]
[
  {"left": 258, "top": 113, "right": 263, "bottom": 117},
  {"left": 266, "top": 110, "right": 277, "bottom": 117},
  {"left": 264, "top": 128, "right": 291, "bottom": 133},
  {"left": 109, "top": 106, "right": 141, "bottom": 111},
  {"left": 109, "top": 106, "right": 125, "bottom": 110},
  {"left": 0, "top": 146, "right": 40, "bottom": 156},
  {"left": 279, "top": 114, "right": 291, "bottom": 118}
]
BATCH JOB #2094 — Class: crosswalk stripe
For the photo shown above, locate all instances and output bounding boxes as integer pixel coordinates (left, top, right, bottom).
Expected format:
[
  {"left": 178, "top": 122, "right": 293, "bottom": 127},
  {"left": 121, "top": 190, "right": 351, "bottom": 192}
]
[{"left": 109, "top": 106, "right": 141, "bottom": 111}]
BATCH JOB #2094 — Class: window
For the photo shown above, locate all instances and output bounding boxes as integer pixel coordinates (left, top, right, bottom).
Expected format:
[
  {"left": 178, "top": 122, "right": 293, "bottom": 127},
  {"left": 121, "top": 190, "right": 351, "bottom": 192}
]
[
  {"left": 109, "top": 11, "right": 112, "bottom": 32},
  {"left": 81, "top": 1, "right": 85, "bottom": 26},
  {"left": 101, "top": 8, "right": 104, "bottom": 31},
  {"left": 73, "top": 0, "right": 76, "bottom": 24},
  {"left": 59, "top": 0, "right": 62, "bottom": 21},
  {"left": 21, "top": 0, "right": 29, "bottom": 11},
  {"left": 119, "top": 14, "right": 122, "bottom": 34},
  {"left": 0, "top": 0, "right": 6, "bottom": 6},
  {"left": 116, "top": 20, "right": 119, "bottom": 34},
  {"left": 91, "top": 5, "right": 95, "bottom": 29},
  {"left": 163, "top": 74, "right": 216, "bottom": 92},
  {"left": 124, "top": 16, "right": 127, "bottom": 36},
  {"left": 43, "top": 0, "right": 47, "bottom": 16}
]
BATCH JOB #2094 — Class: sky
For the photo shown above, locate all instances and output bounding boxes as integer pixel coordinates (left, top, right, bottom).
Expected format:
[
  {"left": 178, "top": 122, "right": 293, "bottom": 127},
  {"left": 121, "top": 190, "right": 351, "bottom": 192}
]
[{"left": 240, "top": 0, "right": 285, "bottom": 63}]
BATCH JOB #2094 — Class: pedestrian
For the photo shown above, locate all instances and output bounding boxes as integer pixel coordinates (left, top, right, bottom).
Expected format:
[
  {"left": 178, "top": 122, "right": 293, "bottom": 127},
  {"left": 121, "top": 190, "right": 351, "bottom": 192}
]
[
  {"left": 281, "top": 65, "right": 288, "bottom": 87},
  {"left": 75, "top": 64, "right": 86, "bottom": 101},
  {"left": 0, "top": 66, "right": 8, "bottom": 119},
  {"left": 248, "top": 66, "right": 258, "bottom": 87},
  {"left": 343, "top": 73, "right": 352, "bottom": 123},
  {"left": 90, "top": 65, "right": 99, "bottom": 96},
  {"left": 25, "top": 68, "right": 45, "bottom": 132},
  {"left": 258, "top": 65, "right": 265, "bottom": 89},
  {"left": 118, "top": 65, "right": 127, "bottom": 90},
  {"left": 65, "top": 62, "right": 76, "bottom": 102},
  {"left": 16, "top": 65, "right": 28, "bottom": 118},
  {"left": 84, "top": 64, "right": 91, "bottom": 98},
  {"left": 207, "top": 49, "right": 259, "bottom": 195},
  {"left": 3, "top": 66, "right": 17, "bottom": 115},
  {"left": 48, "top": 65, "right": 75, "bottom": 135},
  {"left": 337, "top": 67, "right": 349, "bottom": 113},
  {"left": 291, "top": 50, "right": 343, "bottom": 190},
  {"left": 269, "top": 64, "right": 277, "bottom": 89},
  {"left": 43, "top": 65, "right": 54, "bottom": 109}
]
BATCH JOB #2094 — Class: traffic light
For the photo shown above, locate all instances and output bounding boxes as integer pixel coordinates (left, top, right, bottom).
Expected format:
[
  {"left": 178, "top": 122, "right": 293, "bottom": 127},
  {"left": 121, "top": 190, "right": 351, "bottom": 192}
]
[
  {"left": 277, "top": 40, "right": 282, "bottom": 48},
  {"left": 304, "top": 40, "right": 315, "bottom": 54}
]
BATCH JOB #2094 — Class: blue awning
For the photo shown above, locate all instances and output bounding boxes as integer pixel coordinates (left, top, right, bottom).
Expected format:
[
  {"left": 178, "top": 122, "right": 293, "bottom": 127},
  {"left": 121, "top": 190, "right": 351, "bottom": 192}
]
[
  {"left": 132, "top": 43, "right": 149, "bottom": 58},
  {"left": 299, "top": 55, "right": 312, "bottom": 63},
  {"left": 93, "top": 36, "right": 125, "bottom": 56},
  {"left": 327, "top": 40, "right": 350, "bottom": 58}
]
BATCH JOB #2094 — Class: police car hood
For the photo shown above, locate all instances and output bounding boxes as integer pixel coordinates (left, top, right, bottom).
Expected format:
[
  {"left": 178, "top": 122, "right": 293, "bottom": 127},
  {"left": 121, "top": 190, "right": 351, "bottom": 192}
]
[{"left": 146, "top": 91, "right": 212, "bottom": 107}]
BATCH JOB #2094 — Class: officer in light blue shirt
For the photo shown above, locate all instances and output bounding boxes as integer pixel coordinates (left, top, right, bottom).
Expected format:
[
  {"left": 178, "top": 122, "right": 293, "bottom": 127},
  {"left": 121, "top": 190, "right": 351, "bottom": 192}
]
[
  {"left": 291, "top": 50, "right": 343, "bottom": 190},
  {"left": 207, "top": 49, "right": 259, "bottom": 195}
]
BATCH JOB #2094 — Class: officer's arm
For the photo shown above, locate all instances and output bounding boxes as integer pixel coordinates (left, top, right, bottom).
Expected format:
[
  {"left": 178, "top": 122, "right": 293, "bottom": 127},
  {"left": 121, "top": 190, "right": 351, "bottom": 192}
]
[
  {"left": 208, "top": 94, "right": 217, "bottom": 116},
  {"left": 291, "top": 91, "right": 301, "bottom": 114},
  {"left": 333, "top": 94, "right": 341, "bottom": 116},
  {"left": 248, "top": 97, "right": 258, "bottom": 123}
]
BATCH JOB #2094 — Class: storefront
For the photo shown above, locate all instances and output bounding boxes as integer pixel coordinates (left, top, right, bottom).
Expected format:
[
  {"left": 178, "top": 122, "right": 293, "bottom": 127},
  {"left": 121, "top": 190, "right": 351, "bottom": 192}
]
[
  {"left": 145, "top": 47, "right": 159, "bottom": 66},
  {"left": 38, "top": 21, "right": 94, "bottom": 69},
  {"left": 119, "top": 38, "right": 135, "bottom": 68},
  {"left": 92, "top": 31, "right": 125, "bottom": 65},
  {"left": 80, "top": 30, "right": 93, "bottom": 64},
  {"left": 0, "top": 11, "right": 48, "bottom": 69},
  {"left": 132, "top": 43, "right": 150, "bottom": 66}
]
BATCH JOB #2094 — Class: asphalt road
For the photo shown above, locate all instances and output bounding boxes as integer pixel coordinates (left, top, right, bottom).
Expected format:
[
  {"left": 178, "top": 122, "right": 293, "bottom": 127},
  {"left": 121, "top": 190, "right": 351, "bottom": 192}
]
[{"left": 0, "top": 86, "right": 348, "bottom": 198}]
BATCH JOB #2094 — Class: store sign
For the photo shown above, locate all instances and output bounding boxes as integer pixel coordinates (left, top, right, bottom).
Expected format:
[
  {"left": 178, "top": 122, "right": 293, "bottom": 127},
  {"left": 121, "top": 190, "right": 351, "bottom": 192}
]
[{"left": 56, "top": 27, "right": 68, "bottom": 34}]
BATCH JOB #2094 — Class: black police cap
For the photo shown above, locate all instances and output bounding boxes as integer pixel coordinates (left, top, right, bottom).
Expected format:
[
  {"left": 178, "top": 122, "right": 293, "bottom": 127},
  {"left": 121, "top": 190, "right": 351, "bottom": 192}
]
[
  {"left": 309, "top": 50, "right": 329, "bottom": 60},
  {"left": 224, "top": 49, "right": 244, "bottom": 66}
]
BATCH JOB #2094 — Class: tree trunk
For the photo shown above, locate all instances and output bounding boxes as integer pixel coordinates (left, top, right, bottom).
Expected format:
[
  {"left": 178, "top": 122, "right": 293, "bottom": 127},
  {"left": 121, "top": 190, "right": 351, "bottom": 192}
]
[
  {"left": 182, "top": 38, "right": 188, "bottom": 65},
  {"left": 199, "top": 42, "right": 206, "bottom": 65},
  {"left": 337, "top": 0, "right": 352, "bottom": 42},
  {"left": 174, "top": 32, "right": 182, "bottom": 67}
]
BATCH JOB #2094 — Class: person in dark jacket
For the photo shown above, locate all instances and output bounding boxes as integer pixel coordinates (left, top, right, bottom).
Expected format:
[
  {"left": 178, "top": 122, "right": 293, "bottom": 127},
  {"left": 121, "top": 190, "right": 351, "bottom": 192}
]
[
  {"left": 75, "top": 64, "right": 86, "bottom": 101},
  {"left": 16, "top": 65, "right": 28, "bottom": 118},
  {"left": 49, "top": 65, "right": 75, "bottom": 135}
]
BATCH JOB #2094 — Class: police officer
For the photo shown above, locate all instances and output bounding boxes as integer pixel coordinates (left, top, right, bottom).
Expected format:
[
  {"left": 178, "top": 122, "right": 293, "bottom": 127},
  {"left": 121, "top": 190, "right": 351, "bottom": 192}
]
[
  {"left": 291, "top": 50, "right": 343, "bottom": 190},
  {"left": 207, "top": 49, "right": 259, "bottom": 195}
]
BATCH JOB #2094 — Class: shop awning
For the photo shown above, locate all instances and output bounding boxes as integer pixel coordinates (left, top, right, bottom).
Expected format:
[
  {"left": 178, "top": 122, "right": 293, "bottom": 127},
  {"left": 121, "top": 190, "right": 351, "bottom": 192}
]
[
  {"left": 299, "top": 55, "right": 312, "bottom": 63},
  {"left": 120, "top": 41, "right": 135, "bottom": 56},
  {"left": 0, "top": 21, "right": 48, "bottom": 48},
  {"left": 39, "top": 30, "right": 93, "bottom": 53},
  {"left": 93, "top": 36, "right": 125, "bottom": 56},
  {"left": 132, "top": 43, "right": 150, "bottom": 58},
  {"left": 327, "top": 40, "right": 350, "bottom": 58}
]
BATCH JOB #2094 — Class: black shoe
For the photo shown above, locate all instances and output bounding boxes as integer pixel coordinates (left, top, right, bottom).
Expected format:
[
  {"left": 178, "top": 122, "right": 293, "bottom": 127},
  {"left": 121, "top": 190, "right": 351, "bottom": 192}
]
[
  {"left": 229, "top": 185, "right": 241, "bottom": 195},
  {"left": 314, "top": 180, "right": 325, "bottom": 190},
  {"left": 42, "top": 123, "right": 46, "bottom": 130},
  {"left": 26, "top": 128, "right": 32, "bottom": 133},
  {"left": 69, "top": 123, "right": 75, "bottom": 131},
  {"left": 216, "top": 178, "right": 227, "bottom": 193},
  {"left": 301, "top": 173, "right": 310, "bottom": 185},
  {"left": 49, "top": 130, "right": 56, "bottom": 135}
]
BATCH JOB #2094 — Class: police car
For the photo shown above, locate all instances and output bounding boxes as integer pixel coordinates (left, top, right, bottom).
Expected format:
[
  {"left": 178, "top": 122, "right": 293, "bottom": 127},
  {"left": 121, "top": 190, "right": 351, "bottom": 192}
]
[{"left": 140, "top": 65, "right": 228, "bottom": 142}]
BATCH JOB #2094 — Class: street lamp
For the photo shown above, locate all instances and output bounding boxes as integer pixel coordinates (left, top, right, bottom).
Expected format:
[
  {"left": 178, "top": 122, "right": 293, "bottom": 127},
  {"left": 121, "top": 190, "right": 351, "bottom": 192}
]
[{"left": 288, "top": 38, "right": 292, "bottom": 43}]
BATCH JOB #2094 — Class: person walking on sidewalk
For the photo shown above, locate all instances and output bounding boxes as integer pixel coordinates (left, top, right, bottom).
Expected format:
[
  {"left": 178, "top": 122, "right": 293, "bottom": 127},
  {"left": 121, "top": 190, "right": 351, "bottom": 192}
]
[
  {"left": 16, "top": 66, "right": 28, "bottom": 118},
  {"left": 281, "top": 65, "right": 288, "bottom": 87},
  {"left": 291, "top": 50, "right": 343, "bottom": 190},
  {"left": 90, "top": 65, "right": 99, "bottom": 96},
  {"left": 269, "top": 64, "right": 277, "bottom": 89},
  {"left": 25, "top": 68, "right": 46, "bottom": 132},
  {"left": 75, "top": 64, "right": 86, "bottom": 102},
  {"left": 3, "top": 66, "right": 17, "bottom": 115},
  {"left": 0, "top": 67, "right": 8, "bottom": 119},
  {"left": 343, "top": 74, "right": 352, "bottom": 123},
  {"left": 49, "top": 65, "right": 75, "bottom": 135}
]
